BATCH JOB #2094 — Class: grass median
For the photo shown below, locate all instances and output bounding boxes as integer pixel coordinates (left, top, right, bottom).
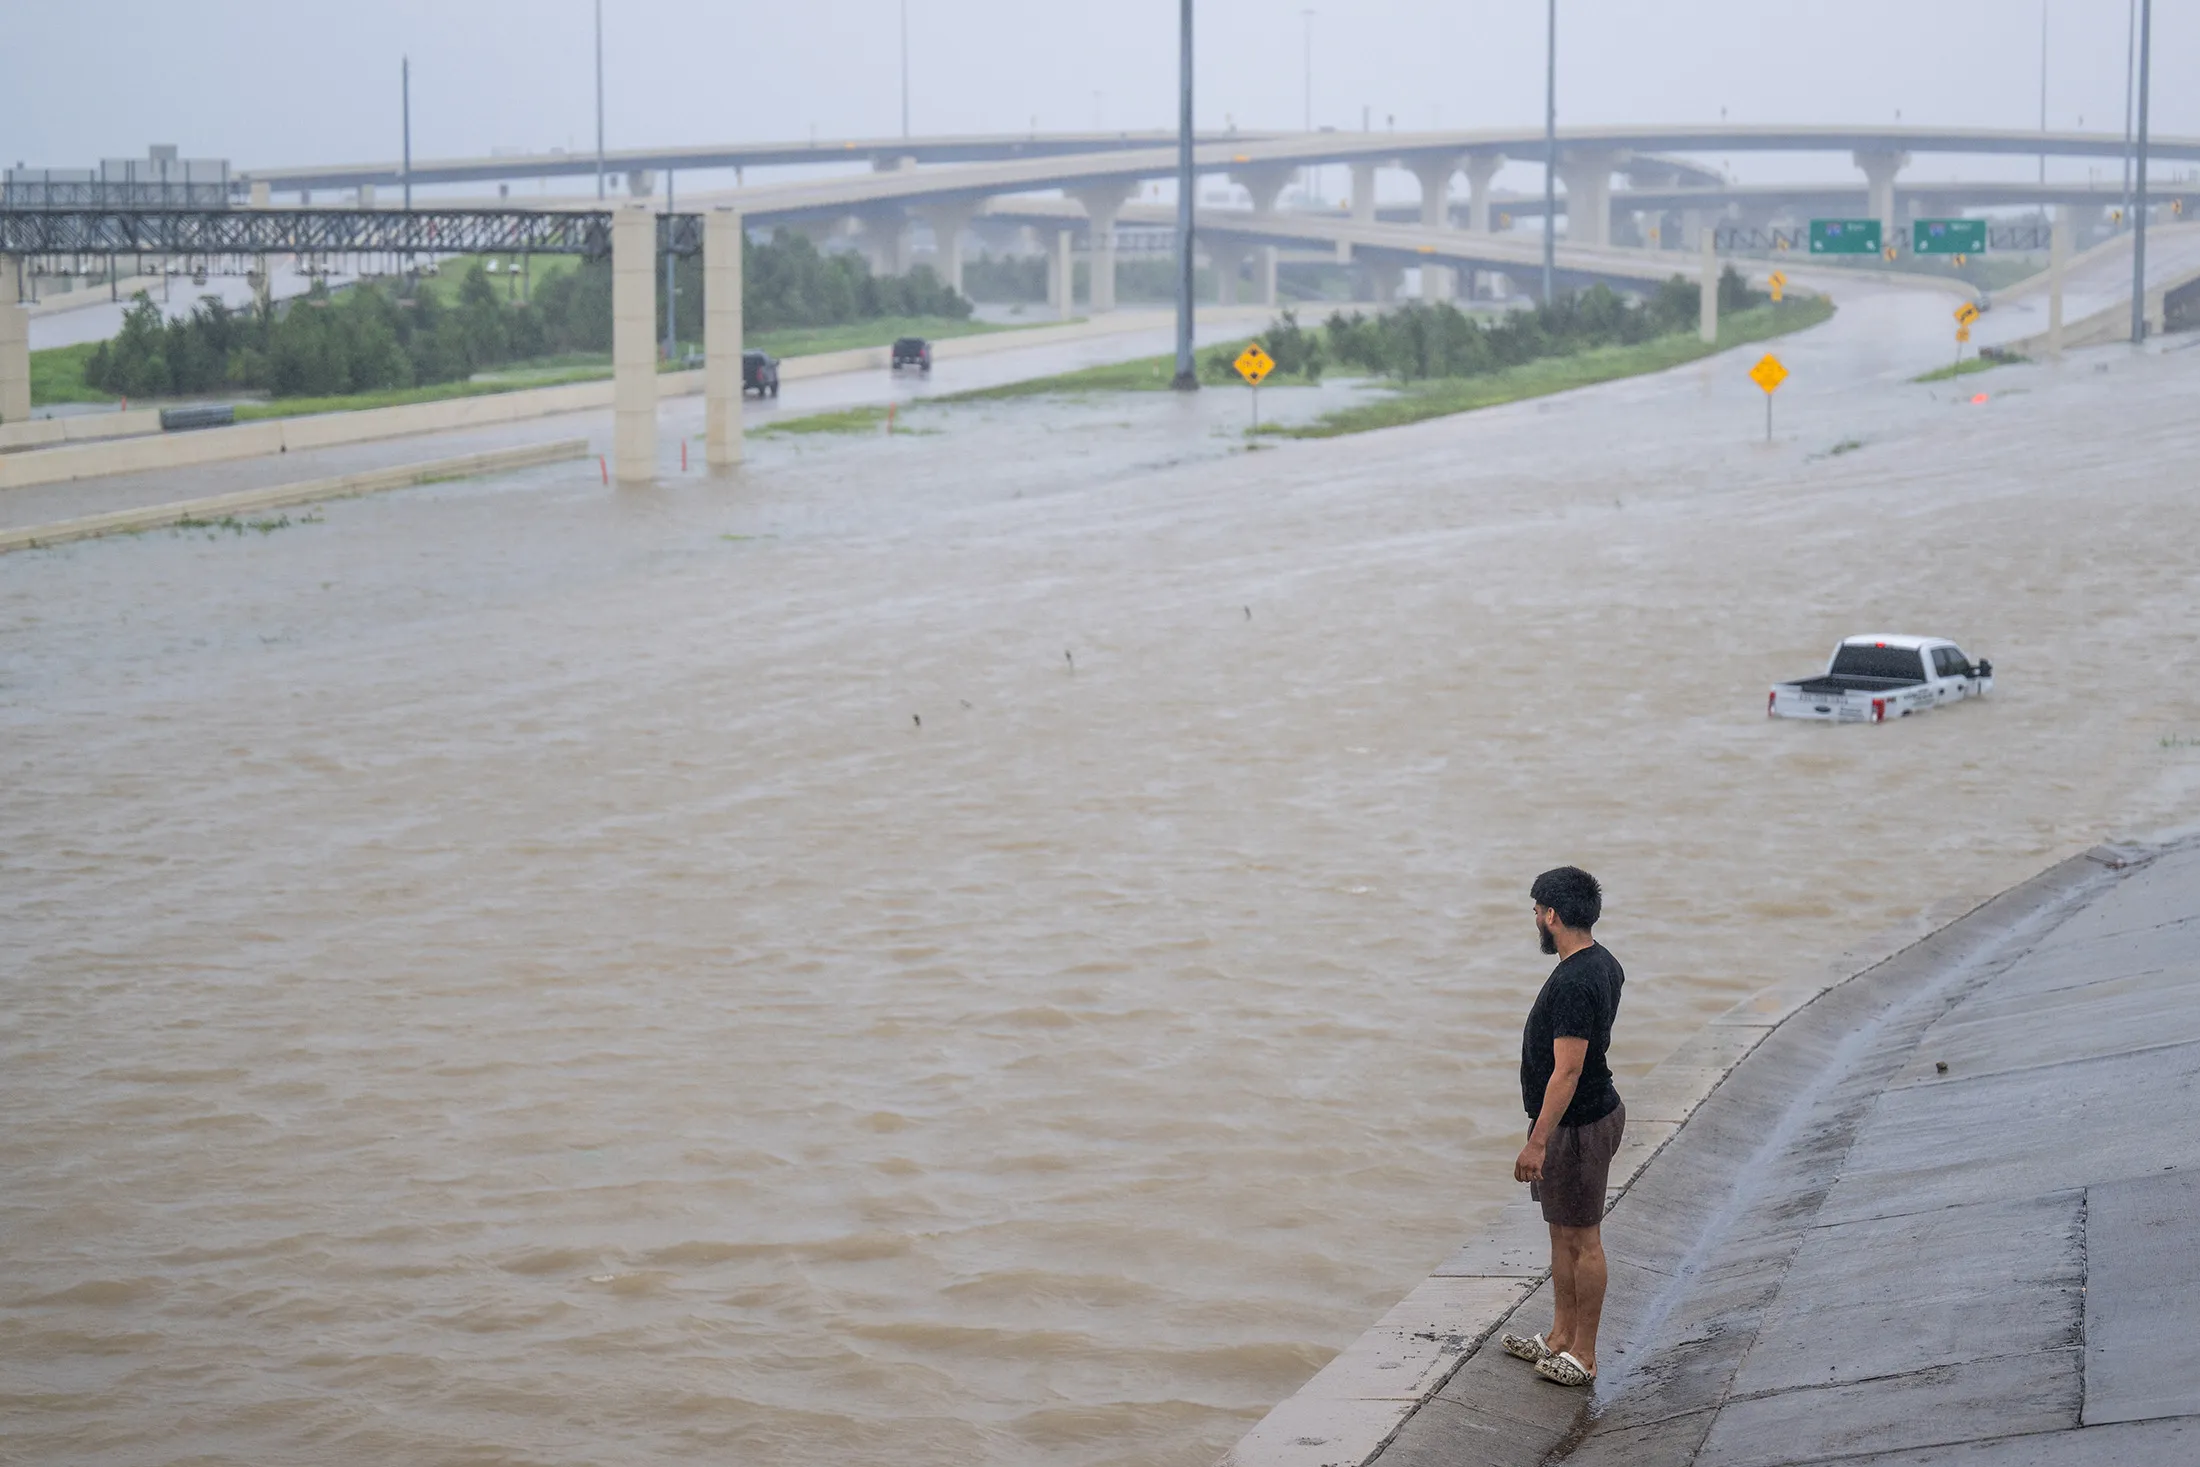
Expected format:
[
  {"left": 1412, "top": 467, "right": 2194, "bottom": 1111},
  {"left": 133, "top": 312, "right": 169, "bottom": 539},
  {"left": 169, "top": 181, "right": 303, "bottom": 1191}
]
[
  {"left": 1266, "top": 298, "right": 1834, "bottom": 439},
  {"left": 1912, "top": 353, "right": 2021, "bottom": 384}
]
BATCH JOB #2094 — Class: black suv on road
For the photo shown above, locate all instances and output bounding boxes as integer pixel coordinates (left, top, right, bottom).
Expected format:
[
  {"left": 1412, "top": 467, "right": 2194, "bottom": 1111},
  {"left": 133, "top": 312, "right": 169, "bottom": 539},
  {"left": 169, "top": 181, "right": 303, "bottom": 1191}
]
[
  {"left": 890, "top": 337, "right": 932, "bottom": 372},
  {"left": 743, "top": 349, "right": 780, "bottom": 397}
]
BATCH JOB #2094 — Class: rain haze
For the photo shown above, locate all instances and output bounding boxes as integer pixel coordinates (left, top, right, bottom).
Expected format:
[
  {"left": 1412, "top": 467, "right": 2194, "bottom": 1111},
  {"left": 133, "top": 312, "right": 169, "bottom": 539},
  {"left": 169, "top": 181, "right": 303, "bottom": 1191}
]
[{"left": 8, "top": 3, "right": 2200, "bottom": 1467}]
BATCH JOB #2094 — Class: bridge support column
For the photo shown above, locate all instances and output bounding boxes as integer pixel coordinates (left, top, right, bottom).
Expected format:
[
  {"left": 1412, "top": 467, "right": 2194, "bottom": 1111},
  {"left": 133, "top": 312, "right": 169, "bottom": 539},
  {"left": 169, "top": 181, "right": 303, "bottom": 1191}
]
[
  {"left": 1699, "top": 228, "right": 1718, "bottom": 344},
  {"left": 1232, "top": 165, "right": 1294, "bottom": 218},
  {"left": 704, "top": 207, "right": 744, "bottom": 469},
  {"left": 1368, "top": 261, "right": 1402, "bottom": 304},
  {"left": 1410, "top": 155, "right": 1461, "bottom": 300},
  {"left": 1557, "top": 150, "right": 1619, "bottom": 248},
  {"left": 1853, "top": 150, "right": 1908, "bottom": 244},
  {"left": 859, "top": 209, "right": 909, "bottom": 277},
  {"left": 1257, "top": 244, "right": 1278, "bottom": 306},
  {"left": 1209, "top": 240, "right": 1249, "bottom": 305},
  {"left": 1463, "top": 153, "right": 1504, "bottom": 233},
  {"left": 2047, "top": 206, "right": 2069, "bottom": 360},
  {"left": 920, "top": 201, "right": 976, "bottom": 295},
  {"left": 611, "top": 205, "right": 658, "bottom": 485},
  {"left": 1350, "top": 163, "right": 1378, "bottom": 224},
  {"left": 1048, "top": 228, "right": 1074, "bottom": 320},
  {"left": 0, "top": 260, "right": 29, "bottom": 426},
  {"left": 1073, "top": 182, "right": 1135, "bottom": 313}
]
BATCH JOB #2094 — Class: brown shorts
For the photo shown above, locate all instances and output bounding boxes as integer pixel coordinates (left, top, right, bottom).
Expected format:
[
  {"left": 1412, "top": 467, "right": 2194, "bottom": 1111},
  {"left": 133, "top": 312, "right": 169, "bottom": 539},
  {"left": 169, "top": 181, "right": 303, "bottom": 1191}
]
[{"left": 1529, "top": 1100, "right": 1626, "bottom": 1228}]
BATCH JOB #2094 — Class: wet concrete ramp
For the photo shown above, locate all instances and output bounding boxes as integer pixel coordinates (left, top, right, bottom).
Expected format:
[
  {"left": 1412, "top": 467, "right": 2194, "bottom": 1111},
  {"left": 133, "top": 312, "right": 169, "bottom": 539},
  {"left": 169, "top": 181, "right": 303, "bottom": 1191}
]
[
  {"left": 1370, "top": 842, "right": 2200, "bottom": 1466},
  {"left": 2084, "top": 1171, "right": 2200, "bottom": 1428}
]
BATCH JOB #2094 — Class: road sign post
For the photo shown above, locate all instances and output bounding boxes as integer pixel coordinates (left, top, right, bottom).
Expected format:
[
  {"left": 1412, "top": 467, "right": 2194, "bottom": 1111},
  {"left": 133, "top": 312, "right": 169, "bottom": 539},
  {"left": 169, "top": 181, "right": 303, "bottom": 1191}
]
[
  {"left": 1234, "top": 342, "right": 1274, "bottom": 435},
  {"left": 1749, "top": 353, "right": 1787, "bottom": 442},
  {"left": 1915, "top": 219, "right": 1988, "bottom": 256},
  {"left": 1808, "top": 219, "right": 1882, "bottom": 255},
  {"left": 1952, "top": 301, "right": 1980, "bottom": 377}
]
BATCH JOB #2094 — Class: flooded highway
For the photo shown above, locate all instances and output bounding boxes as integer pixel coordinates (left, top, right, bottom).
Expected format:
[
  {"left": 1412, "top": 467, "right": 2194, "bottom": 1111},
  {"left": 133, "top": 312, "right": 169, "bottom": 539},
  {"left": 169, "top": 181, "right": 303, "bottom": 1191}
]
[{"left": 7, "top": 282, "right": 2200, "bottom": 1467}]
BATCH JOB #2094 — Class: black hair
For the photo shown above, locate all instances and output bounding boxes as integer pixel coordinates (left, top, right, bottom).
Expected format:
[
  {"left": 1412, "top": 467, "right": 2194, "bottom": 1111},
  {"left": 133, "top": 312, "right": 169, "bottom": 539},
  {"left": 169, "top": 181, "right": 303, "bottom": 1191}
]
[{"left": 1531, "top": 866, "right": 1602, "bottom": 931}]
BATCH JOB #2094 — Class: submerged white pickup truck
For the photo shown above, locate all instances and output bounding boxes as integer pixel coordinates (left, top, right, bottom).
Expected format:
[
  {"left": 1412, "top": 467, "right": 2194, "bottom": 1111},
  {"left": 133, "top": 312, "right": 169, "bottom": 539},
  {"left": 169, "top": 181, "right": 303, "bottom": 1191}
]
[{"left": 1769, "top": 635, "right": 1994, "bottom": 723}]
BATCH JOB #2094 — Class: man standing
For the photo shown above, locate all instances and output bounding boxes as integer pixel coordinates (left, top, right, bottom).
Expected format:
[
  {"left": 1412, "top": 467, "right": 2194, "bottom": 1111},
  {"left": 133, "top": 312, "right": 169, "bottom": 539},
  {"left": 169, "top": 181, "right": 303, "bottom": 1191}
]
[{"left": 1500, "top": 866, "right": 1625, "bottom": 1388}]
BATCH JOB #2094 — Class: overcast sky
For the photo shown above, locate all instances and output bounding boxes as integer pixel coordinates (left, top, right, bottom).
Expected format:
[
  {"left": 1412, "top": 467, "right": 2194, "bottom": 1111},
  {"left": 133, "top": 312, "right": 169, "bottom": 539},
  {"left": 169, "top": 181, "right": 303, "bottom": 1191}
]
[{"left": 4, "top": 0, "right": 2187, "bottom": 190}]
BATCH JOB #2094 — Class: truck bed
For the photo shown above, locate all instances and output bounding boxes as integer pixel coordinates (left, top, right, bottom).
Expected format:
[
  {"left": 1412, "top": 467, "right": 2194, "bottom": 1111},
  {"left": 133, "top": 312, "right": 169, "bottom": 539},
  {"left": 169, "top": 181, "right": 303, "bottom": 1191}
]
[{"left": 1785, "top": 674, "right": 1925, "bottom": 695}]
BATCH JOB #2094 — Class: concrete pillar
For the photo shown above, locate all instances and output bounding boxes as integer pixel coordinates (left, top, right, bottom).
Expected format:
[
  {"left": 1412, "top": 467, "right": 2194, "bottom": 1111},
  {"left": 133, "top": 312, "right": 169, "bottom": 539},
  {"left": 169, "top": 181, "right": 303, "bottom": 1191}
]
[
  {"left": 1853, "top": 150, "right": 1908, "bottom": 243},
  {"left": 704, "top": 208, "right": 744, "bottom": 468},
  {"left": 358, "top": 183, "right": 375, "bottom": 208},
  {"left": 1350, "top": 162, "right": 1377, "bottom": 223},
  {"left": 1049, "top": 228, "right": 1074, "bottom": 319},
  {"left": 2047, "top": 205, "right": 2069, "bottom": 361},
  {"left": 921, "top": 201, "right": 977, "bottom": 295},
  {"left": 1257, "top": 244, "right": 1278, "bottom": 306},
  {"left": 1463, "top": 153, "right": 1504, "bottom": 233},
  {"left": 1370, "top": 261, "right": 1402, "bottom": 304},
  {"left": 1232, "top": 165, "right": 1294, "bottom": 218},
  {"left": 1681, "top": 208, "right": 1706, "bottom": 251},
  {"left": 860, "top": 210, "right": 909, "bottom": 277},
  {"left": 625, "top": 169, "right": 656, "bottom": 198},
  {"left": 1699, "top": 228, "right": 1718, "bottom": 344},
  {"left": 1556, "top": 150, "right": 1620, "bottom": 248},
  {"left": 1072, "top": 182, "right": 1135, "bottom": 313},
  {"left": 1210, "top": 239, "right": 1249, "bottom": 305},
  {"left": 1411, "top": 155, "right": 1457, "bottom": 228},
  {"left": 0, "top": 260, "right": 30, "bottom": 426},
  {"left": 611, "top": 205, "right": 657, "bottom": 485},
  {"left": 248, "top": 180, "right": 270, "bottom": 208}
]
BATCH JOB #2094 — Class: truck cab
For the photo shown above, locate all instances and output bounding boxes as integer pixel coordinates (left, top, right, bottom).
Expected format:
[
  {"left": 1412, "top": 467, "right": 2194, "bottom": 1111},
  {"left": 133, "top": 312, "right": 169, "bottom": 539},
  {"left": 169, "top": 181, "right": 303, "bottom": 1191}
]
[{"left": 1769, "top": 636, "right": 1993, "bottom": 723}]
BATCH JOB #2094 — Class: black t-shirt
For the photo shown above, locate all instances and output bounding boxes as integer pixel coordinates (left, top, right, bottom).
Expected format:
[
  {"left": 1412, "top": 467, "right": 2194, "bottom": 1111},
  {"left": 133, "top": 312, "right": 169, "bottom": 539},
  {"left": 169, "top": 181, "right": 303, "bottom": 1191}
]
[{"left": 1520, "top": 943, "right": 1624, "bottom": 1128}]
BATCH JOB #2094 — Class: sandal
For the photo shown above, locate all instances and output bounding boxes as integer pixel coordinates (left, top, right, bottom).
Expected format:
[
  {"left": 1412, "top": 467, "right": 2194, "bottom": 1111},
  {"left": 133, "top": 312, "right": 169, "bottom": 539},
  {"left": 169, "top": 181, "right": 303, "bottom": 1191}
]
[
  {"left": 1534, "top": 1351, "right": 1595, "bottom": 1387},
  {"left": 1500, "top": 1330, "right": 1555, "bottom": 1363}
]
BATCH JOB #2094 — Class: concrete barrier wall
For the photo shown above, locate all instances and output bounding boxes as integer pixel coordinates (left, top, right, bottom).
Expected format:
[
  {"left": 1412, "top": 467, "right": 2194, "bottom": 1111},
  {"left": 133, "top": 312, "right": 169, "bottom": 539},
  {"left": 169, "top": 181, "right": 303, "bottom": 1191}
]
[
  {"left": 23, "top": 275, "right": 167, "bottom": 319},
  {"left": 0, "top": 408, "right": 166, "bottom": 454},
  {"left": 0, "top": 438, "right": 590, "bottom": 554}
]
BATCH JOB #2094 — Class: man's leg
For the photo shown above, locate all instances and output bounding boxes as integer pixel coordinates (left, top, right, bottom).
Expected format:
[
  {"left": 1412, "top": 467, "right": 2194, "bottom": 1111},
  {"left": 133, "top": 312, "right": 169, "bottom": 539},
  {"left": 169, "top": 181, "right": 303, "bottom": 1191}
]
[
  {"left": 1550, "top": 1222, "right": 1607, "bottom": 1369},
  {"left": 1545, "top": 1221, "right": 1578, "bottom": 1354}
]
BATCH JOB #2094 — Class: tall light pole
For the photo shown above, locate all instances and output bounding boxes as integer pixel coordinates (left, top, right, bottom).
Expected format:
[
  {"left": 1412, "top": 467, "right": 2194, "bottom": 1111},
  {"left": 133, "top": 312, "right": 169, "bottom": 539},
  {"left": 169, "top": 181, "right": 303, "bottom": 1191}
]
[
  {"left": 594, "top": 0, "right": 606, "bottom": 200},
  {"left": 2037, "top": 1, "right": 2048, "bottom": 186},
  {"left": 1301, "top": 10, "right": 1316, "bottom": 205},
  {"left": 900, "top": 0, "right": 911, "bottom": 139},
  {"left": 1172, "top": 0, "right": 1197, "bottom": 391},
  {"left": 2130, "top": 0, "right": 2152, "bottom": 344},
  {"left": 2121, "top": 0, "right": 2137, "bottom": 230},
  {"left": 401, "top": 56, "right": 412, "bottom": 212},
  {"left": 1542, "top": 0, "right": 1556, "bottom": 306}
]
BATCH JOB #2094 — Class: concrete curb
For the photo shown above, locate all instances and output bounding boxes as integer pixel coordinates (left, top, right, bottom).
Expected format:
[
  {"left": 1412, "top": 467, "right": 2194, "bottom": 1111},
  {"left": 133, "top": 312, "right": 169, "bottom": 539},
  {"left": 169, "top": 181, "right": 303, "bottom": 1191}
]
[
  {"left": 0, "top": 438, "right": 589, "bottom": 554},
  {"left": 1215, "top": 844, "right": 2127, "bottom": 1467}
]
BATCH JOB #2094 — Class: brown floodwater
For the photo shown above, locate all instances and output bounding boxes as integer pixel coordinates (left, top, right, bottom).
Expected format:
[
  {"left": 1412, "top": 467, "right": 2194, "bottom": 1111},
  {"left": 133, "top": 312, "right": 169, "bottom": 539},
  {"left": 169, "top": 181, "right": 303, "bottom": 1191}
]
[{"left": 7, "top": 287, "right": 2200, "bottom": 1467}]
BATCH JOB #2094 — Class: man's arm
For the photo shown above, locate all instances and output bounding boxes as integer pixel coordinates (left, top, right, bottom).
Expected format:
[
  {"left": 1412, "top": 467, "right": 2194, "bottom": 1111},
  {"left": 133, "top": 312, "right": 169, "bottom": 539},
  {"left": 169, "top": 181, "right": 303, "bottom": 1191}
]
[{"left": 1514, "top": 1036, "right": 1589, "bottom": 1184}]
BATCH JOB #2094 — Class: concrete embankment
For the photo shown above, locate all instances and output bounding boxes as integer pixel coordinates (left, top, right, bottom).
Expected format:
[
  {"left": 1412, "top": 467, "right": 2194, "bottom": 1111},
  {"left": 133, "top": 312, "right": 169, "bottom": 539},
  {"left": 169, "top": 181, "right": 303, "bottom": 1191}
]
[
  {"left": 0, "top": 439, "right": 588, "bottom": 553},
  {"left": 1226, "top": 838, "right": 2200, "bottom": 1466}
]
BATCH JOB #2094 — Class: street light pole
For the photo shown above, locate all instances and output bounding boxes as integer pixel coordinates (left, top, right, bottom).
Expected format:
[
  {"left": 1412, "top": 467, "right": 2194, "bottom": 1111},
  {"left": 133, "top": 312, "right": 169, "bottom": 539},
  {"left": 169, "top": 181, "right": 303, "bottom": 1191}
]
[
  {"left": 2120, "top": 0, "right": 2137, "bottom": 230},
  {"left": 2130, "top": 0, "right": 2152, "bottom": 344},
  {"left": 402, "top": 56, "right": 412, "bottom": 212},
  {"left": 900, "top": 0, "right": 910, "bottom": 139},
  {"left": 594, "top": 0, "right": 606, "bottom": 201},
  {"left": 2037, "top": 1, "right": 2047, "bottom": 186},
  {"left": 1172, "top": 0, "right": 1198, "bottom": 391},
  {"left": 1301, "top": 10, "right": 1315, "bottom": 205},
  {"left": 1542, "top": 0, "right": 1556, "bottom": 305}
]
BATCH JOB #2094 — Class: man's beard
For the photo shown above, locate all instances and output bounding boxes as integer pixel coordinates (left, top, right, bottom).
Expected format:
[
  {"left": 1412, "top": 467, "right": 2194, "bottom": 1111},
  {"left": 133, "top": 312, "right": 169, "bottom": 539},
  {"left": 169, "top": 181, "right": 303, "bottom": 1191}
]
[{"left": 1538, "top": 920, "right": 1558, "bottom": 955}]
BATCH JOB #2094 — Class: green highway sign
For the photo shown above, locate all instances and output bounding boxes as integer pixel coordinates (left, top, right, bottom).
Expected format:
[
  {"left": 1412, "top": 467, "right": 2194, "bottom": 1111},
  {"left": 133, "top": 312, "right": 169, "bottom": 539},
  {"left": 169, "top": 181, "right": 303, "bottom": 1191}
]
[
  {"left": 1915, "top": 218, "right": 1988, "bottom": 255},
  {"left": 1809, "top": 219, "right": 1882, "bottom": 255}
]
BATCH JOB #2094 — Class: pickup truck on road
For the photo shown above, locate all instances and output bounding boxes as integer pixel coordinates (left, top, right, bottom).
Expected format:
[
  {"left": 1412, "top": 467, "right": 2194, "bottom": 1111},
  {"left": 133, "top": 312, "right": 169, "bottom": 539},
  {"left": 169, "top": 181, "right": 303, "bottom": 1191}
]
[{"left": 1769, "top": 635, "right": 1994, "bottom": 723}]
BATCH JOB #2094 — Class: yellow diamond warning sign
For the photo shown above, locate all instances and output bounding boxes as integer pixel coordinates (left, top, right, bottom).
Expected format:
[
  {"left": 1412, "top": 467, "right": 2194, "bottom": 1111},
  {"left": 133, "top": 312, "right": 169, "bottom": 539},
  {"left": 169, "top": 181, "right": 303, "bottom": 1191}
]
[
  {"left": 1954, "top": 301, "right": 1982, "bottom": 327},
  {"left": 1234, "top": 343, "right": 1275, "bottom": 385},
  {"left": 1749, "top": 354, "right": 1788, "bottom": 394}
]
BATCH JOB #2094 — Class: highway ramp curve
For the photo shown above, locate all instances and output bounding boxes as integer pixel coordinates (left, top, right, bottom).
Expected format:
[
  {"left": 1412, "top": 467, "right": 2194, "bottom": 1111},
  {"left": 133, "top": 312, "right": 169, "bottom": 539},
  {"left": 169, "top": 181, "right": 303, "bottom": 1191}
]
[{"left": 1349, "top": 836, "right": 2200, "bottom": 1466}]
